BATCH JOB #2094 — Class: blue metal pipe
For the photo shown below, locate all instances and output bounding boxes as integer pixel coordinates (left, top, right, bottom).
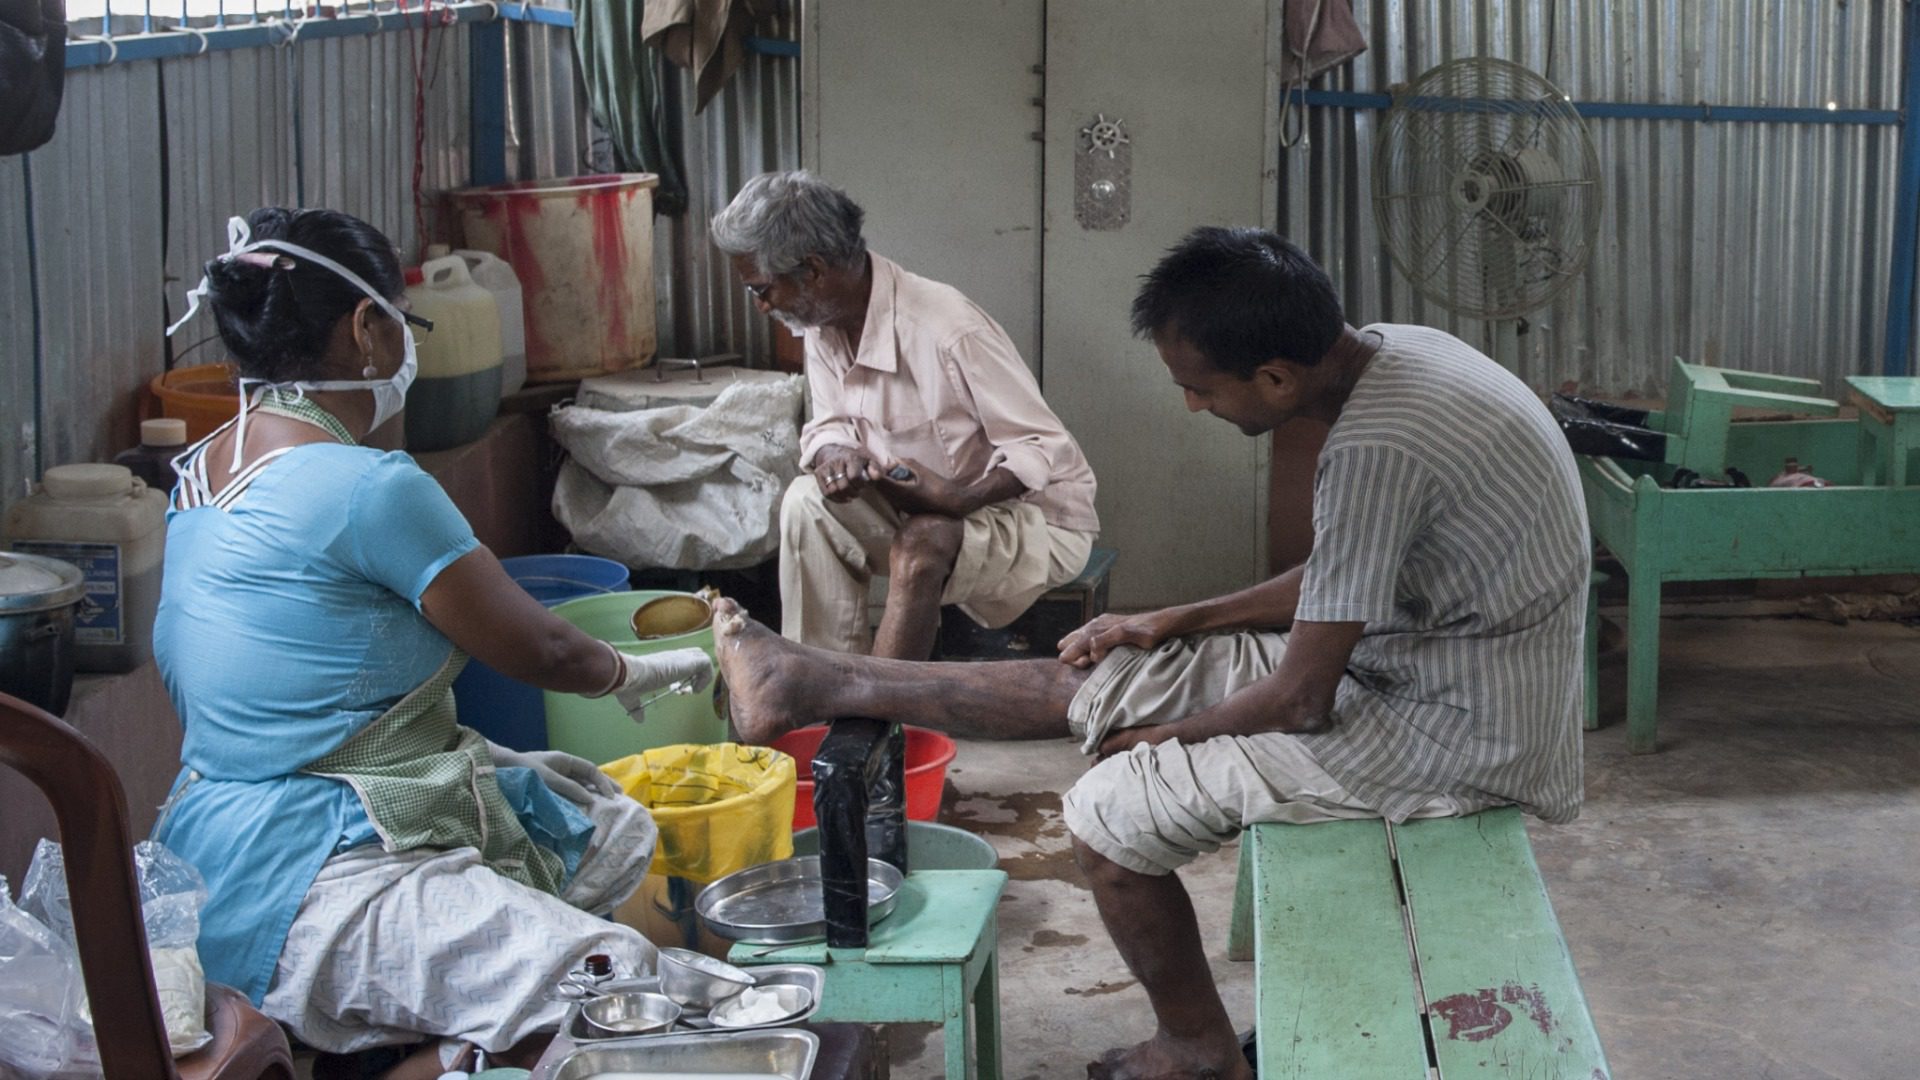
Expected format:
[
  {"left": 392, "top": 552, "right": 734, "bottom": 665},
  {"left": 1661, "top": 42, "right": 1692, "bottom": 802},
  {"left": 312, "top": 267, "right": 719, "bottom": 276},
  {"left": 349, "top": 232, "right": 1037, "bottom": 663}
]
[{"left": 1886, "top": 6, "right": 1920, "bottom": 377}]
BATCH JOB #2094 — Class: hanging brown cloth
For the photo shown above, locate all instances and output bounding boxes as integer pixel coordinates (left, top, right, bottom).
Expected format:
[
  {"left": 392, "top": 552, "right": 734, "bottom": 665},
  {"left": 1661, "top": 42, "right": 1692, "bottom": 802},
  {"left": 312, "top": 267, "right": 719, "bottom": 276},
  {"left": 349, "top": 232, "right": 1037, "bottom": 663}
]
[
  {"left": 1279, "top": 0, "right": 1367, "bottom": 148},
  {"left": 642, "top": 0, "right": 765, "bottom": 114}
]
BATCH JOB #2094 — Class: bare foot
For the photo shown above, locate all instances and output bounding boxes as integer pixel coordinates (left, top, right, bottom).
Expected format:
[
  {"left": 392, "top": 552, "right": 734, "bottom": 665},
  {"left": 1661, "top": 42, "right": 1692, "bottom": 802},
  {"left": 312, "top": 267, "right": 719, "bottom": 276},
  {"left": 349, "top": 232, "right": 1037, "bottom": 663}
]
[
  {"left": 1084, "top": 1032, "right": 1254, "bottom": 1080},
  {"left": 710, "top": 597, "right": 824, "bottom": 744}
]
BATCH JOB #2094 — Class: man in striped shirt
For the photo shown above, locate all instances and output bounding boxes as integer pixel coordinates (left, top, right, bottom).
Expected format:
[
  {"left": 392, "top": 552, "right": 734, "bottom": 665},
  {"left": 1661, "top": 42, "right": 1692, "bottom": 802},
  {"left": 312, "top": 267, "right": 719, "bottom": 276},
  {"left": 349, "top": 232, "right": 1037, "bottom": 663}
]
[{"left": 714, "top": 226, "right": 1590, "bottom": 1079}]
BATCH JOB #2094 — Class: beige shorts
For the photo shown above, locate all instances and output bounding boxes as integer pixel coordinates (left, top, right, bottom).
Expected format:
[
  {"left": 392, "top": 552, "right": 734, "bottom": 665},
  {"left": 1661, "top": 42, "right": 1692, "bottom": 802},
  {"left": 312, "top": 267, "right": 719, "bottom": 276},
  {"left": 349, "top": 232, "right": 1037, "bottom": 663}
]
[
  {"left": 943, "top": 500, "right": 1094, "bottom": 628},
  {"left": 1060, "top": 632, "right": 1475, "bottom": 876},
  {"left": 780, "top": 476, "right": 1094, "bottom": 651}
]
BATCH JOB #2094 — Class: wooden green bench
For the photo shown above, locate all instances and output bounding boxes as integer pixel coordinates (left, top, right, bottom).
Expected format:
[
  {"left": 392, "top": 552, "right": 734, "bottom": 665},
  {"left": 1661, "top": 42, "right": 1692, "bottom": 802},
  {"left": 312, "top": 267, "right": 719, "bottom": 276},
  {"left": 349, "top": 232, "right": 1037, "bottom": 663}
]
[{"left": 1228, "top": 807, "right": 1609, "bottom": 1078}]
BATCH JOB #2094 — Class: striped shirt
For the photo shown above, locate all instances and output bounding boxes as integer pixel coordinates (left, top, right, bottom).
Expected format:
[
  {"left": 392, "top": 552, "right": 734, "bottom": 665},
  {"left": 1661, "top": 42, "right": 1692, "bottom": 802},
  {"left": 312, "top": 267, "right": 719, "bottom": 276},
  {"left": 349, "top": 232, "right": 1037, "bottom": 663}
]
[{"left": 1293, "top": 324, "right": 1590, "bottom": 823}]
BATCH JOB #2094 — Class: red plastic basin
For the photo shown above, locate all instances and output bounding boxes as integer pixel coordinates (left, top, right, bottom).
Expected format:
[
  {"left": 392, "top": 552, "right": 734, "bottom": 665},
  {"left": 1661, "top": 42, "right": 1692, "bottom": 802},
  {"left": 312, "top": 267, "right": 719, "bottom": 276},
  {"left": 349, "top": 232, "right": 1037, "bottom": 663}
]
[{"left": 770, "top": 725, "right": 958, "bottom": 830}]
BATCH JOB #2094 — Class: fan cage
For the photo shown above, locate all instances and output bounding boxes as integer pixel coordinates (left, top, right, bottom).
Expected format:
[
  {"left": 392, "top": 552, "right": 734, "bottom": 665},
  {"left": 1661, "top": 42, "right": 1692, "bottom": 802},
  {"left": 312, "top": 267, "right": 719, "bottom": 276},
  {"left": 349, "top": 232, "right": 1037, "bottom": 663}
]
[{"left": 1371, "top": 57, "right": 1602, "bottom": 321}]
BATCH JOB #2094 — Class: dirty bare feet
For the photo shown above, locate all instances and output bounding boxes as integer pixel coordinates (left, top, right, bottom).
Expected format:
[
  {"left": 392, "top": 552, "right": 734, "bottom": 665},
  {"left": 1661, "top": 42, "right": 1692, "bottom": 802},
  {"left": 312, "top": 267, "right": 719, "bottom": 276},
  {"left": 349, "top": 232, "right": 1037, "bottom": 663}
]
[
  {"left": 1083, "top": 1032, "right": 1254, "bottom": 1080},
  {"left": 711, "top": 597, "right": 827, "bottom": 744}
]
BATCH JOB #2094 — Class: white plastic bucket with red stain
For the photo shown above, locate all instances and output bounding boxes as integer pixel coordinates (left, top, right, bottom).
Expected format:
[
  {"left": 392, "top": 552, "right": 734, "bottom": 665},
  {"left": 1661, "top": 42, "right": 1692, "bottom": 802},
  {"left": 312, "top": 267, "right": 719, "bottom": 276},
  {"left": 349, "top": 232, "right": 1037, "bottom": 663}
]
[{"left": 450, "top": 173, "right": 659, "bottom": 384}]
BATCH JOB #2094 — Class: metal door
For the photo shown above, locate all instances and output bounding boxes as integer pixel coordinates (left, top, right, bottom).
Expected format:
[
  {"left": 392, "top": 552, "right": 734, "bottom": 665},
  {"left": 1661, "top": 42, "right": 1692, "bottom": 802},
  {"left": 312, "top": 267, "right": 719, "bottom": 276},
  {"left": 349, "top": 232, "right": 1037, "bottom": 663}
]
[
  {"left": 802, "top": 0, "right": 1045, "bottom": 370},
  {"left": 1043, "top": 0, "right": 1276, "bottom": 607}
]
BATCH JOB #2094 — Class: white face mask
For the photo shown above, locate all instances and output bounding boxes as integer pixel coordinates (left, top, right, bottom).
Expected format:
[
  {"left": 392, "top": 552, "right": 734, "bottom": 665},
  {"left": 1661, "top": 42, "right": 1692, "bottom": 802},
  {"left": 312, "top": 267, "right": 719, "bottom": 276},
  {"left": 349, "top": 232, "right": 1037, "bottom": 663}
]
[{"left": 167, "top": 216, "right": 419, "bottom": 467}]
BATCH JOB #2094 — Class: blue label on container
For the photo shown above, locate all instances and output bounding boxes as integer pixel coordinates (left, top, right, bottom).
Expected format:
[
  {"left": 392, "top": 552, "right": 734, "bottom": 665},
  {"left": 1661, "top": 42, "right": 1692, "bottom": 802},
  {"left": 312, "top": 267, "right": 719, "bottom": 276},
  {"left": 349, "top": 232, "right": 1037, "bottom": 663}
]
[{"left": 11, "top": 541, "right": 122, "bottom": 645}]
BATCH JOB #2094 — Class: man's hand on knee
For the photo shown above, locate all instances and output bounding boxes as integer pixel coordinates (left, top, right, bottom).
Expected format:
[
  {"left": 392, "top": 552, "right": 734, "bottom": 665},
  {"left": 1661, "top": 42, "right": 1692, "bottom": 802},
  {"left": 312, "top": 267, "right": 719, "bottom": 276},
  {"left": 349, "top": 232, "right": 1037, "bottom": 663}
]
[
  {"left": 1059, "top": 609, "right": 1183, "bottom": 668},
  {"left": 812, "top": 446, "right": 875, "bottom": 502}
]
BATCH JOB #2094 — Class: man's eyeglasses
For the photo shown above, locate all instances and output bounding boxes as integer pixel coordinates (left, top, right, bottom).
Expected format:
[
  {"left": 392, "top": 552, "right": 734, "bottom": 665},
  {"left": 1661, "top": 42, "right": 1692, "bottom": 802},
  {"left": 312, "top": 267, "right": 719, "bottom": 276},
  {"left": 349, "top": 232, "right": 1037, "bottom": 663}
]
[{"left": 743, "top": 280, "right": 775, "bottom": 300}]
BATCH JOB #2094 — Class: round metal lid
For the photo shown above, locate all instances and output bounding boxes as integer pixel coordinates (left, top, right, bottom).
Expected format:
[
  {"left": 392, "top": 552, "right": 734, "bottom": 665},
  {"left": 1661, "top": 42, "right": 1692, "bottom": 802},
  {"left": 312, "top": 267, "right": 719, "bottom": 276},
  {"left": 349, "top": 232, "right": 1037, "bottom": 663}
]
[{"left": 0, "top": 552, "right": 86, "bottom": 613}]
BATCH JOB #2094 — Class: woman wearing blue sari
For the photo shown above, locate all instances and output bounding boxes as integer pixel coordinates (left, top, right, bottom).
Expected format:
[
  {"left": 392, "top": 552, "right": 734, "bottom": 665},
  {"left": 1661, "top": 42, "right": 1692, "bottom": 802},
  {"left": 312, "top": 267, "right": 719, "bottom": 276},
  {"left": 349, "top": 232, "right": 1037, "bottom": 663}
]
[{"left": 153, "top": 208, "right": 710, "bottom": 1077}]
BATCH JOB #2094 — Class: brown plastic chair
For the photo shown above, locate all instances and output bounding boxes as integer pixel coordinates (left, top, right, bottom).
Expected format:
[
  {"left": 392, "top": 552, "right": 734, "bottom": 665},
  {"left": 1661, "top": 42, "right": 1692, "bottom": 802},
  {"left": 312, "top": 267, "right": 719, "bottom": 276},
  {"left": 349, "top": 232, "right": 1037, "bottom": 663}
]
[{"left": 0, "top": 691, "right": 294, "bottom": 1080}]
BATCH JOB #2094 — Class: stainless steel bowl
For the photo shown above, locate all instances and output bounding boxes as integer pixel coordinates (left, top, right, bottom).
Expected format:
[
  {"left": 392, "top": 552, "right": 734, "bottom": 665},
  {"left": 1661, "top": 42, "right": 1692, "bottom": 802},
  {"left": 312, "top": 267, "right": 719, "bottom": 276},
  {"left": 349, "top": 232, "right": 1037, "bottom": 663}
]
[
  {"left": 656, "top": 947, "right": 755, "bottom": 1009},
  {"left": 707, "top": 983, "right": 814, "bottom": 1029},
  {"left": 696, "top": 856, "right": 905, "bottom": 944},
  {"left": 579, "top": 990, "right": 681, "bottom": 1037}
]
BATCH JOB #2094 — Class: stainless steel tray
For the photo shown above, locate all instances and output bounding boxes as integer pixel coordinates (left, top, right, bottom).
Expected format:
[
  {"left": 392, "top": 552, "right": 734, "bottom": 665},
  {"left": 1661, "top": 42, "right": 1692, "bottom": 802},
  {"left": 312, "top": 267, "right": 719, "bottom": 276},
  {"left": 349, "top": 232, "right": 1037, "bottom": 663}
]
[
  {"left": 560, "top": 965, "right": 826, "bottom": 1044},
  {"left": 537, "top": 1028, "right": 818, "bottom": 1080},
  {"left": 696, "top": 856, "right": 904, "bottom": 944}
]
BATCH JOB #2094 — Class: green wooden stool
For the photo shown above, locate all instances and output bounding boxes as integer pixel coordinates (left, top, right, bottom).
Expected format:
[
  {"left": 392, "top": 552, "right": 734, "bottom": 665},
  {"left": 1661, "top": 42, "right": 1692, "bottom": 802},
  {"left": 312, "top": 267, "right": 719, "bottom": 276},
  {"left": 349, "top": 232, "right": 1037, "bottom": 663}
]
[
  {"left": 1227, "top": 809, "right": 1607, "bottom": 1077},
  {"left": 731, "top": 869, "right": 1009, "bottom": 1079},
  {"left": 1845, "top": 375, "right": 1920, "bottom": 486}
]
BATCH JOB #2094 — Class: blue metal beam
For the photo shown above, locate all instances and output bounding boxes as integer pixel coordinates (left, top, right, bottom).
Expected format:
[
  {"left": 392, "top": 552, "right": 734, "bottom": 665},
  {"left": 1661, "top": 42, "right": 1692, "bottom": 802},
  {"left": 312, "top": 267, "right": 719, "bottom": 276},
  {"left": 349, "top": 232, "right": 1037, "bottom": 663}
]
[
  {"left": 469, "top": 18, "right": 508, "bottom": 187},
  {"left": 1297, "top": 88, "right": 1901, "bottom": 127},
  {"left": 745, "top": 35, "right": 800, "bottom": 58},
  {"left": 495, "top": 3, "right": 573, "bottom": 28},
  {"left": 1886, "top": 9, "right": 1920, "bottom": 377}
]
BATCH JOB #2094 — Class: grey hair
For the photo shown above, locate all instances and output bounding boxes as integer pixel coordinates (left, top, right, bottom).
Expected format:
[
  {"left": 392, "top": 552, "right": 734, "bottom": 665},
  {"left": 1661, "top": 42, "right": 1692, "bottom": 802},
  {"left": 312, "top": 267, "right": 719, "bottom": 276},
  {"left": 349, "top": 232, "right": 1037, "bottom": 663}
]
[{"left": 710, "top": 170, "right": 867, "bottom": 277}]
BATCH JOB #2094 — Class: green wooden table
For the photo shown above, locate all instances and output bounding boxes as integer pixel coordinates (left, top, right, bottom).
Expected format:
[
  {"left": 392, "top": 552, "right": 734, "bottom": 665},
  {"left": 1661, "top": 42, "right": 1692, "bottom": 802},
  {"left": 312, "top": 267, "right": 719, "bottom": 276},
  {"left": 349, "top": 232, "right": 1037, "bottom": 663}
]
[
  {"left": 1846, "top": 375, "right": 1920, "bottom": 485},
  {"left": 732, "top": 869, "right": 1007, "bottom": 1079},
  {"left": 1582, "top": 412, "right": 1920, "bottom": 751}
]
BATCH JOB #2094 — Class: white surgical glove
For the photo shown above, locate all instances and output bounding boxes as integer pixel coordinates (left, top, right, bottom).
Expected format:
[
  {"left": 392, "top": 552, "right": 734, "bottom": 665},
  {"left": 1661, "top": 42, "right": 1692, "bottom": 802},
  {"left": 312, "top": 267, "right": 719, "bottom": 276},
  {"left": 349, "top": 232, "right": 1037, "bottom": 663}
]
[
  {"left": 612, "top": 648, "right": 715, "bottom": 722},
  {"left": 488, "top": 741, "right": 623, "bottom": 804}
]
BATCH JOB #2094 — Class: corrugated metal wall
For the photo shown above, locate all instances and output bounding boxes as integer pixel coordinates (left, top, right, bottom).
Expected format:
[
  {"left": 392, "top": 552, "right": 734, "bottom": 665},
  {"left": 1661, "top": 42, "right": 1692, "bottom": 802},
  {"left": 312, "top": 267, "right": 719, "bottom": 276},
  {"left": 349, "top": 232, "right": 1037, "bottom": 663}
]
[
  {"left": 652, "top": 15, "right": 803, "bottom": 361},
  {"left": 162, "top": 24, "right": 478, "bottom": 367},
  {"left": 20, "top": 63, "right": 167, "bottom": 487},
  {"left": 1, "top": 158, "right": 36, "bottom": 504},
  {"left": 507, "top": 22, "right": 591, "bottom": 184},
  {"left": 1280, "top": 0, "right": 1904, "bottom": 396},
  {"left": 0, "top": 17, "right": 585, "bottom": 507}
]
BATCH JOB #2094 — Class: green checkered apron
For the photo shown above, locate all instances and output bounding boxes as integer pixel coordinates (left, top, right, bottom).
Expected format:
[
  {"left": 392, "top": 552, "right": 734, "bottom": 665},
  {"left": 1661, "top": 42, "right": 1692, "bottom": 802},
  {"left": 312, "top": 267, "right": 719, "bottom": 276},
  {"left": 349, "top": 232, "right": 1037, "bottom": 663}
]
[{"left": 301, "top": 649, "right": 570, "bottom": 896}]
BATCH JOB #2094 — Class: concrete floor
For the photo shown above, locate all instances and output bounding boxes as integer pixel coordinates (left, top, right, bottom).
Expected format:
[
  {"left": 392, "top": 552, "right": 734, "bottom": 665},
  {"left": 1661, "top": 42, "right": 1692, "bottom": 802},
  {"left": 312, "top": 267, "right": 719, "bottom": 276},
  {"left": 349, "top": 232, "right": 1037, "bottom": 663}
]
[{"left": 886, "top": 609, "right": 1920, "bottom": 1079}]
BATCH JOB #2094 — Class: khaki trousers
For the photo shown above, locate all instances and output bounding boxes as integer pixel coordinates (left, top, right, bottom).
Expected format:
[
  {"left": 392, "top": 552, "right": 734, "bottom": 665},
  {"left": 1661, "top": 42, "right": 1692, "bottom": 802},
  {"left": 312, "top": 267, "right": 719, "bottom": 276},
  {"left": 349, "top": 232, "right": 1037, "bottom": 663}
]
[
  {"left": 1061, "top": 632, "right": 1481, "bottom": 875},
  {"left": 778, "top": 475, "right": 1094, "bottom": 653}
]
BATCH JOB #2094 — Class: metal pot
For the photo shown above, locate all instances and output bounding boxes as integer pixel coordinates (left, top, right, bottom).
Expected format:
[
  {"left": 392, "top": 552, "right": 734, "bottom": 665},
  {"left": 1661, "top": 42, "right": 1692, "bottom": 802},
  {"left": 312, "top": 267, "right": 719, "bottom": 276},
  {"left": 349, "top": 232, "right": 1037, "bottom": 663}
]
[{"left": 0, "top": 552, "right": 84, "bottom": 715}]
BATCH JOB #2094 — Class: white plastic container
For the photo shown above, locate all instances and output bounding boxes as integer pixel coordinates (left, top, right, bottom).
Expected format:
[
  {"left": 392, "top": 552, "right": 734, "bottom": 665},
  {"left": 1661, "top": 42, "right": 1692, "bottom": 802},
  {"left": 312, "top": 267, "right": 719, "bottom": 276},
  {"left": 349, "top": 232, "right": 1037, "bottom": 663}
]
[
  {"left": 404, "top": 254, "right": 504, "bottom": 452},
  {"left": 457, "top": 248, "right": 528, "bottom": 398},
  {"left": 3, "top": 463, "right": 169, "bottom": 673}
]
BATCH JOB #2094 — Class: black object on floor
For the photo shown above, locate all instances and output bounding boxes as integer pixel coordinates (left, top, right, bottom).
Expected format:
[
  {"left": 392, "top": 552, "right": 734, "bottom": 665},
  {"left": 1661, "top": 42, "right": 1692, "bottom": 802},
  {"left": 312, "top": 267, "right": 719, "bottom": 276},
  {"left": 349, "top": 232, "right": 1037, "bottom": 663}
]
[{"left": 935, "top": 547, "right": 1116, "bottom": 661}]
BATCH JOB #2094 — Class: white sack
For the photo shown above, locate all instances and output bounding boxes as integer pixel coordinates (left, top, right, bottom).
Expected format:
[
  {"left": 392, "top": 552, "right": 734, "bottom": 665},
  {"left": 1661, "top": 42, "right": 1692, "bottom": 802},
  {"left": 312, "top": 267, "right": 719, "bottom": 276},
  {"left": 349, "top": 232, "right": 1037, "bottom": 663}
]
[{"left": 548, "top": 375, "right": 805, "bottom": 571}]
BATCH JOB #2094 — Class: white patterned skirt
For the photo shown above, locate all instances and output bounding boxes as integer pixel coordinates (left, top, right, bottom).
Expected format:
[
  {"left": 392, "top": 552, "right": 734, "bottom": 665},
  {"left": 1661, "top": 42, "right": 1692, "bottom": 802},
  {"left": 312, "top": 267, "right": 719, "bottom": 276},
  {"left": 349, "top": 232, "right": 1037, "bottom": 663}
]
[{"left": 262, "top": 789, "right": 659, "bottom": 1054}]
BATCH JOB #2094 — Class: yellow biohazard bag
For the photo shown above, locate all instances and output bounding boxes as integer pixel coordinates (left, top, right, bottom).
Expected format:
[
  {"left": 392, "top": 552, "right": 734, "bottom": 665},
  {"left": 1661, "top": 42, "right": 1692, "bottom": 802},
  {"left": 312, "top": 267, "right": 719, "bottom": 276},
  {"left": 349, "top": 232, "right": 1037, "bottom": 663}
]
[{"left": 601, "top": 742, "right": 797, "bottom": 884}]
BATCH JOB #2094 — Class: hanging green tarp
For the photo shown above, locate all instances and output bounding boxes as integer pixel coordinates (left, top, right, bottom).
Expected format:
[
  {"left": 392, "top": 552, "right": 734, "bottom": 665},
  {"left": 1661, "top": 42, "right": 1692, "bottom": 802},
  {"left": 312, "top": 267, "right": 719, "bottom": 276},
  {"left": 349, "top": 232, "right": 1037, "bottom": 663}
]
[{"left": 572, "top": 0, "right": 689, "bottom": 214}]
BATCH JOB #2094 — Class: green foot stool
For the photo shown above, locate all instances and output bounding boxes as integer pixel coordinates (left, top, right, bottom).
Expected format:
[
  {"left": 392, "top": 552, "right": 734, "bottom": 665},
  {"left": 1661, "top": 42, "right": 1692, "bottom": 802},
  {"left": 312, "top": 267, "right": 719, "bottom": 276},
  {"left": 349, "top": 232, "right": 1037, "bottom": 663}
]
[{"left": 731, "top": 869, "right": 1009, "bottom": 1079}]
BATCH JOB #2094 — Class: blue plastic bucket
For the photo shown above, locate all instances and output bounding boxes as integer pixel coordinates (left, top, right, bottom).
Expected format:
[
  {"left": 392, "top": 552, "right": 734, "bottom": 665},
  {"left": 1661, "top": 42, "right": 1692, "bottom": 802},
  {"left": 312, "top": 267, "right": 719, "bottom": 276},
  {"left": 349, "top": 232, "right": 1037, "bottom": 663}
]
[{"left": 451, "top": 554, "right": 631, "bottom": 751}]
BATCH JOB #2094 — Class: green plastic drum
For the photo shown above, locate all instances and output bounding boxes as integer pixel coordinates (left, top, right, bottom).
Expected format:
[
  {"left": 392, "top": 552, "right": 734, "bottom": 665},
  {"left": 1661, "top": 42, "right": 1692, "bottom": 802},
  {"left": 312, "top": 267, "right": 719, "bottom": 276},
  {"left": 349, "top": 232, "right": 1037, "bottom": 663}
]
[{"left": 544, "top": 590, "right": 726, "bottom": 765}]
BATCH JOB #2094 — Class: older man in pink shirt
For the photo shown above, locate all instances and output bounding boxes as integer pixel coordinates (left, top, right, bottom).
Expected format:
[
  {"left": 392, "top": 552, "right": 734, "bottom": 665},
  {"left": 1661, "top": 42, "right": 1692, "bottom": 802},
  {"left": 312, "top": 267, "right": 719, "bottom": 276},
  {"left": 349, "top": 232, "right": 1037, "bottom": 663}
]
[{"left": 712, "top": 171, "right": 1100, "bottom": 659}]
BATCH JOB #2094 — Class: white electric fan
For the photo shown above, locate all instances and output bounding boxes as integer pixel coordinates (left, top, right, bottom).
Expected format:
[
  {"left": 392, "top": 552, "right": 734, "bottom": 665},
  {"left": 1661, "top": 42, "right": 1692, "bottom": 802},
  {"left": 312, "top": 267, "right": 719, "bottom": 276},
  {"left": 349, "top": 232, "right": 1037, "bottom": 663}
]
[{"left": 1372, "top": 57, "right": 1602, "bottom": 369}]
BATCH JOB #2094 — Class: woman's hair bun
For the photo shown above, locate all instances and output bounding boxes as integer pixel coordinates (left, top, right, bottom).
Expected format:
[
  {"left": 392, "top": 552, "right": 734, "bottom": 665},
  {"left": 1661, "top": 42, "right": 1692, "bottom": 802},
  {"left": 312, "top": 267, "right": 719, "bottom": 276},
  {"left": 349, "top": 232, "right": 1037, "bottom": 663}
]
[
  {"left": 204, "top": 253, "right": 278, "bottom": 316},
  {"left": 199, "top": 207, "right": 404, "bottom": 383}
]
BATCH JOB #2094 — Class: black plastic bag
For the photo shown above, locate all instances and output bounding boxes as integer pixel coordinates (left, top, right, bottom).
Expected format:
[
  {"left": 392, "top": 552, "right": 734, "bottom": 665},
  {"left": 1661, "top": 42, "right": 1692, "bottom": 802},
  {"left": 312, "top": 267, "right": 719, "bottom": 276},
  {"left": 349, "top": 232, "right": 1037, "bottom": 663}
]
[
  {"left": 1549, "top": 392, "right": 1668, "bottom": 461},
  {"left": 0, "top": 0, "right": 65, "bottom": 157}
]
